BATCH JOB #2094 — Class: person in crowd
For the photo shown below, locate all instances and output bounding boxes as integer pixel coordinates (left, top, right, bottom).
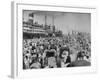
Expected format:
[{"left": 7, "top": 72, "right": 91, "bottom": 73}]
[
  {"left": 23, "top": 51, "right": 31, "bottom": 69},
  {"left": 30, "top": 51, "right": 41, "bottom": 69},
  {"left": 77, "top": 51, "right": 85, "bottom": 60},
  {"left": 23, "top": 31, "right": 91, "bottom": 69},
  {"left": 59, "top": 47, "right": 71, "bottom": 67}
]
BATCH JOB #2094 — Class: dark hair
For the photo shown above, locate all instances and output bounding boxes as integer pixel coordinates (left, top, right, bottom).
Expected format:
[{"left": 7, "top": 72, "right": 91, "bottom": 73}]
[
  {"left": 59, "top": 47, "right": 70, "bottom": 58},
  {"left": 77, "top": 51, "right": 85, "bottom": 59},
  {"left": 31, "top": 52, "right": 38, "bottom": 58},
  {"left": 26, "top": 51, "right": 29, "bottom": 54},
  {"left": 25, "top": 56, "right": 28, "bottom": 59}
]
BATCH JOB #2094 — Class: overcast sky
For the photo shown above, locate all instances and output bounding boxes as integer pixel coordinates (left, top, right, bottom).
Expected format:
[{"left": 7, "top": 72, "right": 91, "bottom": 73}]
[{"left": 23, "top": 10, "right": 91, "bottom": 34}]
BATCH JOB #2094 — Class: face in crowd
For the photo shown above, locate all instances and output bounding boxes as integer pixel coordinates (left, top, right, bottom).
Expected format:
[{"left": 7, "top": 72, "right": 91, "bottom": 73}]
[{"left": 61, "top": 50, "right": 69, "bottom": 59}]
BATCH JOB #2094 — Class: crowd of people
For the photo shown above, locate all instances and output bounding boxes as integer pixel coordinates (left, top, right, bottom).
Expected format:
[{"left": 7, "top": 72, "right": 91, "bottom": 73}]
[{"left": 23, "top": 31, "right": 91, "bottom": 69}]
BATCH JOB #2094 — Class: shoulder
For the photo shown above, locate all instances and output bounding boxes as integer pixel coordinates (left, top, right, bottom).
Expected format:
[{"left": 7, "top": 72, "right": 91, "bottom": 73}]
[{"left": 66, "top": 56, "right": 71, "bottom": 62}]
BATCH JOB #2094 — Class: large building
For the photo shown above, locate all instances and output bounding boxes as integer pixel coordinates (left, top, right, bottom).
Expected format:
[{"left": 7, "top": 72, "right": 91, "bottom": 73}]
[{"left": 23, "top": 11, "right": 63, "bottom": 39}]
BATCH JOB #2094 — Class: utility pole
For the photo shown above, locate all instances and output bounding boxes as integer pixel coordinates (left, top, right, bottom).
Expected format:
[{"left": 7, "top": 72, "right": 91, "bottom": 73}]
[
  {"left": 44, "top": 14, "right": 47, "bottom": 30},
  {"left": 52, "top": 15, "right": 54, "bottom": 26}
]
